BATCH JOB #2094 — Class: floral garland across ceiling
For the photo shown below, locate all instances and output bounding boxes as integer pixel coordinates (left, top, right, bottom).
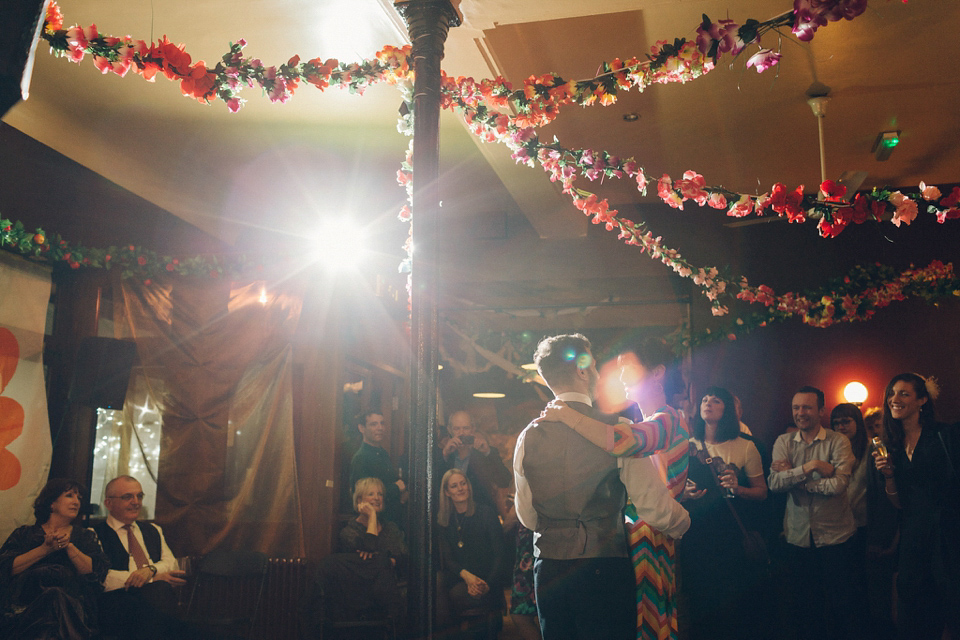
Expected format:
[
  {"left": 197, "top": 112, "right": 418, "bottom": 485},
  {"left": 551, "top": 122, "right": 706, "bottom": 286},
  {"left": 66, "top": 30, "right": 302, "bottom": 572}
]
[
  {"left": 0, "top": 218, "right": 259, "bottom": 281},
  {"left": 15, "top": 0, "right": 958, "bottom": 346}
]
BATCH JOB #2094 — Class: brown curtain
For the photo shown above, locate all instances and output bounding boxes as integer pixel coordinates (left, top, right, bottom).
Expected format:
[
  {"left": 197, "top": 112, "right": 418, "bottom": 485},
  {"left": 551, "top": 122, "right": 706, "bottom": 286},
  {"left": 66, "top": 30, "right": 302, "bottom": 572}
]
[{"left": 117, "top": 276, "right": 304, "bottom": 557}]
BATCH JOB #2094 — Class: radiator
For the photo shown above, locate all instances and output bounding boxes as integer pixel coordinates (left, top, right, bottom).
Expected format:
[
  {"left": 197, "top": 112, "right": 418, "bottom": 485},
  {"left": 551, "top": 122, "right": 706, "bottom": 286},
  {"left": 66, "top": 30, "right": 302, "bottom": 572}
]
[
  {"left": 187, "top": 556, "right": 311, "bottom": 640},
  {"left": 254, "top": 557, "right": 312, "bottom": 639}
]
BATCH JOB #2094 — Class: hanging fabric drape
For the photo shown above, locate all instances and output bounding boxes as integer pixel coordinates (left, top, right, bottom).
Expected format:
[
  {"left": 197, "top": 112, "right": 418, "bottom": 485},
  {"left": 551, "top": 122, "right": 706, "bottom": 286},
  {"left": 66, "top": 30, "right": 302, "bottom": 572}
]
[{"left": 116, "top": 275, "right": 305, "bottom": 557}]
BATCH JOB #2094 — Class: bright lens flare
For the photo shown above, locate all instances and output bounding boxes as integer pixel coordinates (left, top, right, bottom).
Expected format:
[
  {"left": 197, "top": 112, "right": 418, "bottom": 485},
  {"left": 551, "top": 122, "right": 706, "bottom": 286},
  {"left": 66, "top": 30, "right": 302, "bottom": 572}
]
[
  {"left": 843, "top": 381, "right": 868, "bottom": 405},
  {"left": 315, "top": 218, "right": 367, "bottom": 270}
]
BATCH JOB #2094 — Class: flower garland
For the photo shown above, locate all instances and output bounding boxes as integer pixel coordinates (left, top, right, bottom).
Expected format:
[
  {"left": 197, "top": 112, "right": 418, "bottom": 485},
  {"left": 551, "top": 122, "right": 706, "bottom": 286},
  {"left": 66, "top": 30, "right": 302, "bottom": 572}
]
[
  {"left": 41, "top": 0, "right": 955, "bottom": 245},
  {"left": 41, "top": 2, "right": 413, "bottom": 111},
  {"left": 0, "top": 217, "right": 258, "bottom": 282},
  {"left": 687, "top": 259, "right": 960, "bottom": 347},
  {"left": 34, "top": 0, "right": 959, "bottom": 345}
]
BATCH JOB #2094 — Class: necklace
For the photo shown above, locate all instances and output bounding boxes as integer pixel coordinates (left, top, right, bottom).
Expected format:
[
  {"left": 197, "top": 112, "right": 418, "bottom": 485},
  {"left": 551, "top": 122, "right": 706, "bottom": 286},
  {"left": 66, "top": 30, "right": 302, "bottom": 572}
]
[{"left": 454, "top": 511, "right": 466, "bottom": 548}]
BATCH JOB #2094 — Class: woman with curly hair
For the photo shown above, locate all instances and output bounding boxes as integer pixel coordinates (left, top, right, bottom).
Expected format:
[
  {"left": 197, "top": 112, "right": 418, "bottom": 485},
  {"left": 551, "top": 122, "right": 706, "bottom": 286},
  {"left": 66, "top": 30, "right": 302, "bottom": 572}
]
[
  {"left": 873, "top": 373, "right": 960, "bottom": 639},
  {"left": 0, "top": 478, "right": 109, "bottom": 639}
]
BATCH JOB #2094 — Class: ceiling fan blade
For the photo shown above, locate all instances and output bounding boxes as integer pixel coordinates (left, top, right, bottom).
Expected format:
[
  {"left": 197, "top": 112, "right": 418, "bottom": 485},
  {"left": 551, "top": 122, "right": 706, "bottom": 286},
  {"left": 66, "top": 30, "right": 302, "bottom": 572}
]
[
  {"left": 837, "top": 170, "right": 868, "bottom": 195},
  {"left": 724, "top": 214, "right": 787, "bottom": 228}
]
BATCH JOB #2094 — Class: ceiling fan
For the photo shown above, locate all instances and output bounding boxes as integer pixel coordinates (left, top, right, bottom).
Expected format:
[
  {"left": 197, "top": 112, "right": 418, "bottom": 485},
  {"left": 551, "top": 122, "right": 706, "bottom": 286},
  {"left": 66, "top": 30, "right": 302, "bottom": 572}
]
[{"left": 725, "top": 82, "right": 868, "bottom": 228}]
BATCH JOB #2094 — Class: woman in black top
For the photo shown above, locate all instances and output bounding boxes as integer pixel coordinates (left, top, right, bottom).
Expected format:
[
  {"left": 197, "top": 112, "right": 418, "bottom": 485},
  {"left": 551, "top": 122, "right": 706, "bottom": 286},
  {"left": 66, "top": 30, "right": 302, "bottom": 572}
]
[
  {"left": 333, "top": 477, "right": 407, "bottom": 621},
  {"left": 437, "top": 469, "right": 505, "bottom": 617},
  {"left": 873, "top": 373, "right": 960, "bottom": 639},
  {"left": 0, "top": 478, "right": 109, "bottom": 639}
]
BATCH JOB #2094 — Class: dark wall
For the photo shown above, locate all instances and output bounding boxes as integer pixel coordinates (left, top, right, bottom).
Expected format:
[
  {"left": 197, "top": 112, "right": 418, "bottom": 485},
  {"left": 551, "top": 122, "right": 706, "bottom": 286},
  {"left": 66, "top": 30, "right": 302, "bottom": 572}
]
[
  {"left": 0, "top": 122, "right": 225, "bottom": 254},
  {"left": 677, "top": 193, "right": 960, "bottom": 451},
  {"left": 692, "top": 297, "right": 960, "bottom": 452}
]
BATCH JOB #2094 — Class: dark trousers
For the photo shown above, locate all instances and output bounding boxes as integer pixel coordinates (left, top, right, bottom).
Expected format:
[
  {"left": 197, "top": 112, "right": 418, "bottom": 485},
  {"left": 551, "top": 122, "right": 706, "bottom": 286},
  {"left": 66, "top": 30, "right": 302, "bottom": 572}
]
[
  {"left": 98, "top": 582, "right": 193, "bottom": 640},
  {"left": 534, "top": 556, "right": 634, "bottom": 640},
  {"left": 786, "top": 538, "right": 863, "bottom": 640}
]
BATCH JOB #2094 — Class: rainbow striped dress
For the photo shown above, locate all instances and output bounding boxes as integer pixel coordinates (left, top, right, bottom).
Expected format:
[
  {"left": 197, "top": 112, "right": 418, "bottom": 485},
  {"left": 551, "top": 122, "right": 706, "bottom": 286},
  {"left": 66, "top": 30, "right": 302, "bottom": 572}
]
[{"left": 609, "top": 404, "right": 690, "bottom": 640}]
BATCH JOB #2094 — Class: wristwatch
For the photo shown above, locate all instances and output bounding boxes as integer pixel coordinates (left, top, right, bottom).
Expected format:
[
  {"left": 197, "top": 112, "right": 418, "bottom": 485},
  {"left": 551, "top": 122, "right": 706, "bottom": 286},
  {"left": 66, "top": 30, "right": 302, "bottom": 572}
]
[{"left": 147, "top": 564, "right": 158, "bottom": 576}]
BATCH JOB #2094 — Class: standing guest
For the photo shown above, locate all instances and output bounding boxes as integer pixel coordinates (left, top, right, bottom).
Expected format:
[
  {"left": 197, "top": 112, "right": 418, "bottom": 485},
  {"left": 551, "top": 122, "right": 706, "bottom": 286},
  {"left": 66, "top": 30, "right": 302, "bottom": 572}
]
[
  {"left": 768, "top": 386, "right": 859, "bottom": 640},
  {"left": 536, "top": 336, "right": 690, "bottom": 640},
  {"left": 0, "top": 478, "right": 108, "bottom": 639},
  {"left": 829, "top": 403, "right": 871, "bottom": 632},
  {"left": 92, "top": 475, "right": 188, "bottom": 640},
  {"left": 349, "top": 411, "right": 406, "bottom": 524},
  {"left": 863, "top": 406, "right": 883, "bottom": 441},
  {"left": 440, "top": 410, "right": 513, "bottom": 513},
  {"left": 873, "top": 373, "right": 960, "bottom": 640},
  {"left": 830, "top": 404, "right": 869, "bottom": 534},
  {"left": 681, "top": 386, "right": 767, "bottom": 640},
  {"left": 437, "top": 469, "right": 506, "bottom": 635},
  {"left": 732, "top": 395, "right": 754, "bottom": 436}
]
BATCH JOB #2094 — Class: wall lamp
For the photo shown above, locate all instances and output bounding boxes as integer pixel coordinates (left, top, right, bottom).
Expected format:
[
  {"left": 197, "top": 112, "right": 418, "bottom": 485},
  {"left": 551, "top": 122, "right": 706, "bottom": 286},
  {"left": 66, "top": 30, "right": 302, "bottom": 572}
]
[{"left": 843, "top": 381, "right": 868, "bottom": 406}]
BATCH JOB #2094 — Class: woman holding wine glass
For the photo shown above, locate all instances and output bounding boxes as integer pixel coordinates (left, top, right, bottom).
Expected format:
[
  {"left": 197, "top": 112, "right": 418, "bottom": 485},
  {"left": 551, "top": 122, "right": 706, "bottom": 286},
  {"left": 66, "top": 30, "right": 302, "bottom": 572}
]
[{"left": 872, "top": 373, "right": 960, "bottom": 639}]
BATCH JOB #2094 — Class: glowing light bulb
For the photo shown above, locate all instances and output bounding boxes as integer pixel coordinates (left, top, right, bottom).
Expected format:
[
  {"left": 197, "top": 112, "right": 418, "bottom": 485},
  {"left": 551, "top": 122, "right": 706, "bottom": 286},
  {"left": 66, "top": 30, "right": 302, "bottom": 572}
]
[{"left": 843, "top": 381, "right": 868, "bottom": 405}]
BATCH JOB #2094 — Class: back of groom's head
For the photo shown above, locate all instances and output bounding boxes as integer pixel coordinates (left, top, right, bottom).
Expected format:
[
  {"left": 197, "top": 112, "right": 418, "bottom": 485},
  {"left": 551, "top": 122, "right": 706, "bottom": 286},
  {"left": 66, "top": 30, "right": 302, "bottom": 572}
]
[{"left": 534, "top": 333, "right": 591, "bottom": 389}]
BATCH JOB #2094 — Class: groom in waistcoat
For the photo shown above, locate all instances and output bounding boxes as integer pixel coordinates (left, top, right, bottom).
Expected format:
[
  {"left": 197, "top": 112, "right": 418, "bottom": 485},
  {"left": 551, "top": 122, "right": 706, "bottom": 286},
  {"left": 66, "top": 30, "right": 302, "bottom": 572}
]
[
  {"left": 513, "top": 333, "right": 635, "bottom": 640},
  {"left": 92, "top": 475, "right": 191, "bottom": 639}
]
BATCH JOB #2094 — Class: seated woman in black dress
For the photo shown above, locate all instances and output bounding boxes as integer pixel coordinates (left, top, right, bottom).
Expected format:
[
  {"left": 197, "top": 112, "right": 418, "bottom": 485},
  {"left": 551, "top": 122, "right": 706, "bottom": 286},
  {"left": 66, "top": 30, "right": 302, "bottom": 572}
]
[
  {"left": 437, "top": 469, "right": 506, "bottom": 621},
  {"left": 680, "top": 386, "right": 768, "bottom": 640},
  {"left": 303, "top": 477, "right": 408, "bottom": 637},
  {"left": 0, "top": 478, "right": 109, "bottom": 639}
]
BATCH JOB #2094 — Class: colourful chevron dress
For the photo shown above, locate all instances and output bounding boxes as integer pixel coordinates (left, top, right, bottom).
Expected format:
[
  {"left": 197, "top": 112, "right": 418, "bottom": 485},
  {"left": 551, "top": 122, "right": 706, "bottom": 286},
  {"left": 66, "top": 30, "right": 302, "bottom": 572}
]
[{"left": 613, "top": 405, "right": 690, "bottom": 640}]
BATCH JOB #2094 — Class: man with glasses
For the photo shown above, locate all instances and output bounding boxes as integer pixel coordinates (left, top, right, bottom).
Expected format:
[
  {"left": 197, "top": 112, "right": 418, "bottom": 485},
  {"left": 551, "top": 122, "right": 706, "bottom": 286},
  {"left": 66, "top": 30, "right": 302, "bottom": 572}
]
[{"left": 92, "top": 475, "right": 188, "bottom": 639}]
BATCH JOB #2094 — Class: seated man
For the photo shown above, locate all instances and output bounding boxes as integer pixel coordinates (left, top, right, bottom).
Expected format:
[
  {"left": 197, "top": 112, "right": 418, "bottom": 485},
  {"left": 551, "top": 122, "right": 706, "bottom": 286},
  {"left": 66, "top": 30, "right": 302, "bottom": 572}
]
[{"left": 92, "top": 475, "right": 190, "bottom": 640}]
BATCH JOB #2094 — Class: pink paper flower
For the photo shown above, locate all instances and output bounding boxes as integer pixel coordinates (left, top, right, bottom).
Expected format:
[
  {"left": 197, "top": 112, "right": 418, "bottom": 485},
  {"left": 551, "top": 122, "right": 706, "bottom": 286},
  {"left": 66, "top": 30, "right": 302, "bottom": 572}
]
[
  {"left": 746, "top": 49, "right": 782, "bottom": 73},
  {"left": 678, "top": 171, "right": 708, "bottom": 205},
  {"left": 889, "top": 191, "right": 918, "bottom": 227},
  {"left": 707, "top": 192, "right": 727, "bottom": 209},
  {"left": 919, "top": 181, "right": 941, "bottom": 201},
  {"left": 728, "top": 195, "right": 754, "bottom": 218}
]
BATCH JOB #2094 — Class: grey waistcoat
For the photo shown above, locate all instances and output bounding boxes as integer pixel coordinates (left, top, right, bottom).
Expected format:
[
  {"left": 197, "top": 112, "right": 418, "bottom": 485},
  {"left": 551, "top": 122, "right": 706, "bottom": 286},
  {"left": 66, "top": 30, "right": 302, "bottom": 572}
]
[{"left": 521, "top": 401, "right": 628, "bottom": 560}]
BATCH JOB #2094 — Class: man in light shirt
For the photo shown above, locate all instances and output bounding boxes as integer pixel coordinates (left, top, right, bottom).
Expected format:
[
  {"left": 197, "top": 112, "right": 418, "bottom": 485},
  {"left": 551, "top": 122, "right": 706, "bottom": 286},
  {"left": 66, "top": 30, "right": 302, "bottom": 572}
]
[
  {"left": 768, "top": 386, "right": 859, "bottom": 640},
  {"left": 92, "top": 475, "right": 189, "bottom": 639},
  {"left": 514, "top": 333, "right": 689, "bottom": 640}
]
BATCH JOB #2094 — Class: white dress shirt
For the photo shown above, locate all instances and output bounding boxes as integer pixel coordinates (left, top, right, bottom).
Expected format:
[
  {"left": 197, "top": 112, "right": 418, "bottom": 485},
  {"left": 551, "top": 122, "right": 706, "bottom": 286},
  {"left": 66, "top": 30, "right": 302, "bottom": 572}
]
[{"left": 101, "top": 515, "right": 179, "bottom": 591}]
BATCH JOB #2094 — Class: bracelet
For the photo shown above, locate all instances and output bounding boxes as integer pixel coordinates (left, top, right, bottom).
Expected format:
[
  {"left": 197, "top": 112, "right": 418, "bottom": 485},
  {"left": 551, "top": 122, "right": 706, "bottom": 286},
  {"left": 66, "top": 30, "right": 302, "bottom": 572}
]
[
  {"left": 885, "top": 487, "right": 898, "bottom": 495},
  {"left": 573, "top": 413, "right": 585, "bottom": 430}
]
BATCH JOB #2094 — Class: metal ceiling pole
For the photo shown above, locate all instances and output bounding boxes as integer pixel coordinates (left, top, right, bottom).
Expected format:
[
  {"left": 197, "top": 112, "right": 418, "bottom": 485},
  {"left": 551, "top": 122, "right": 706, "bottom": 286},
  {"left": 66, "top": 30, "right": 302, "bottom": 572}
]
[{"left": 394, "top": 1, "right": 460, "bottom": 638}]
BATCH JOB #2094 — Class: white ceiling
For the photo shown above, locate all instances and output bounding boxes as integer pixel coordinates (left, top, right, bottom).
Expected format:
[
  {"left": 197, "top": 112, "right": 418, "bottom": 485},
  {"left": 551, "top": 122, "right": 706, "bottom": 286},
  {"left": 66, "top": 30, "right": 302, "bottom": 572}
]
[{"left": 4, "top": 0, "right": 959, "bottom": 329}]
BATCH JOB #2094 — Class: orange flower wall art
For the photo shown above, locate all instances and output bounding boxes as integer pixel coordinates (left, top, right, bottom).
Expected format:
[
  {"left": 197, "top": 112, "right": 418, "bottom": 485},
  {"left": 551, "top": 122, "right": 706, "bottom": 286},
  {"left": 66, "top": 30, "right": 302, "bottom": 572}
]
[{"left": 0, "top": 328, "right": 24, "bottom": 490}]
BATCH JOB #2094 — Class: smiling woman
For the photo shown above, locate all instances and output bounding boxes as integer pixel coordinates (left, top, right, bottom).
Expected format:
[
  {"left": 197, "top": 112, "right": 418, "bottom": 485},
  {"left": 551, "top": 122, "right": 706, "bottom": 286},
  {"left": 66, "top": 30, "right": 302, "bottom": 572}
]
[
  {"left": 436, "top": 469, "right": 506, "bottom": 634},
  {"left": 873, "top": 373, "right": 960, "bottom": 639},
  {"left": 0, "top": 478, "right": 109, "bottom": 638}
]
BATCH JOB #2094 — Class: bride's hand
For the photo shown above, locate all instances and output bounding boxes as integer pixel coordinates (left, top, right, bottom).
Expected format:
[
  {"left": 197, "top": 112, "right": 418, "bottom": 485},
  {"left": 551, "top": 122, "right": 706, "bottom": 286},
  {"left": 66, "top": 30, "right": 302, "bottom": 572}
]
[{"left": 540, "top": 400, "right": 570, "bottom": 424}]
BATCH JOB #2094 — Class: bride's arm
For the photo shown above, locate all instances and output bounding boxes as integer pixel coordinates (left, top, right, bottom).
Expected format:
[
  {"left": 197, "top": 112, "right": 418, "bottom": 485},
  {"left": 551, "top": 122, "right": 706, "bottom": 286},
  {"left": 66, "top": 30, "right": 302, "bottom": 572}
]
[{"left": 537, "top": 400, "right": 638, "bottom": 453}]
